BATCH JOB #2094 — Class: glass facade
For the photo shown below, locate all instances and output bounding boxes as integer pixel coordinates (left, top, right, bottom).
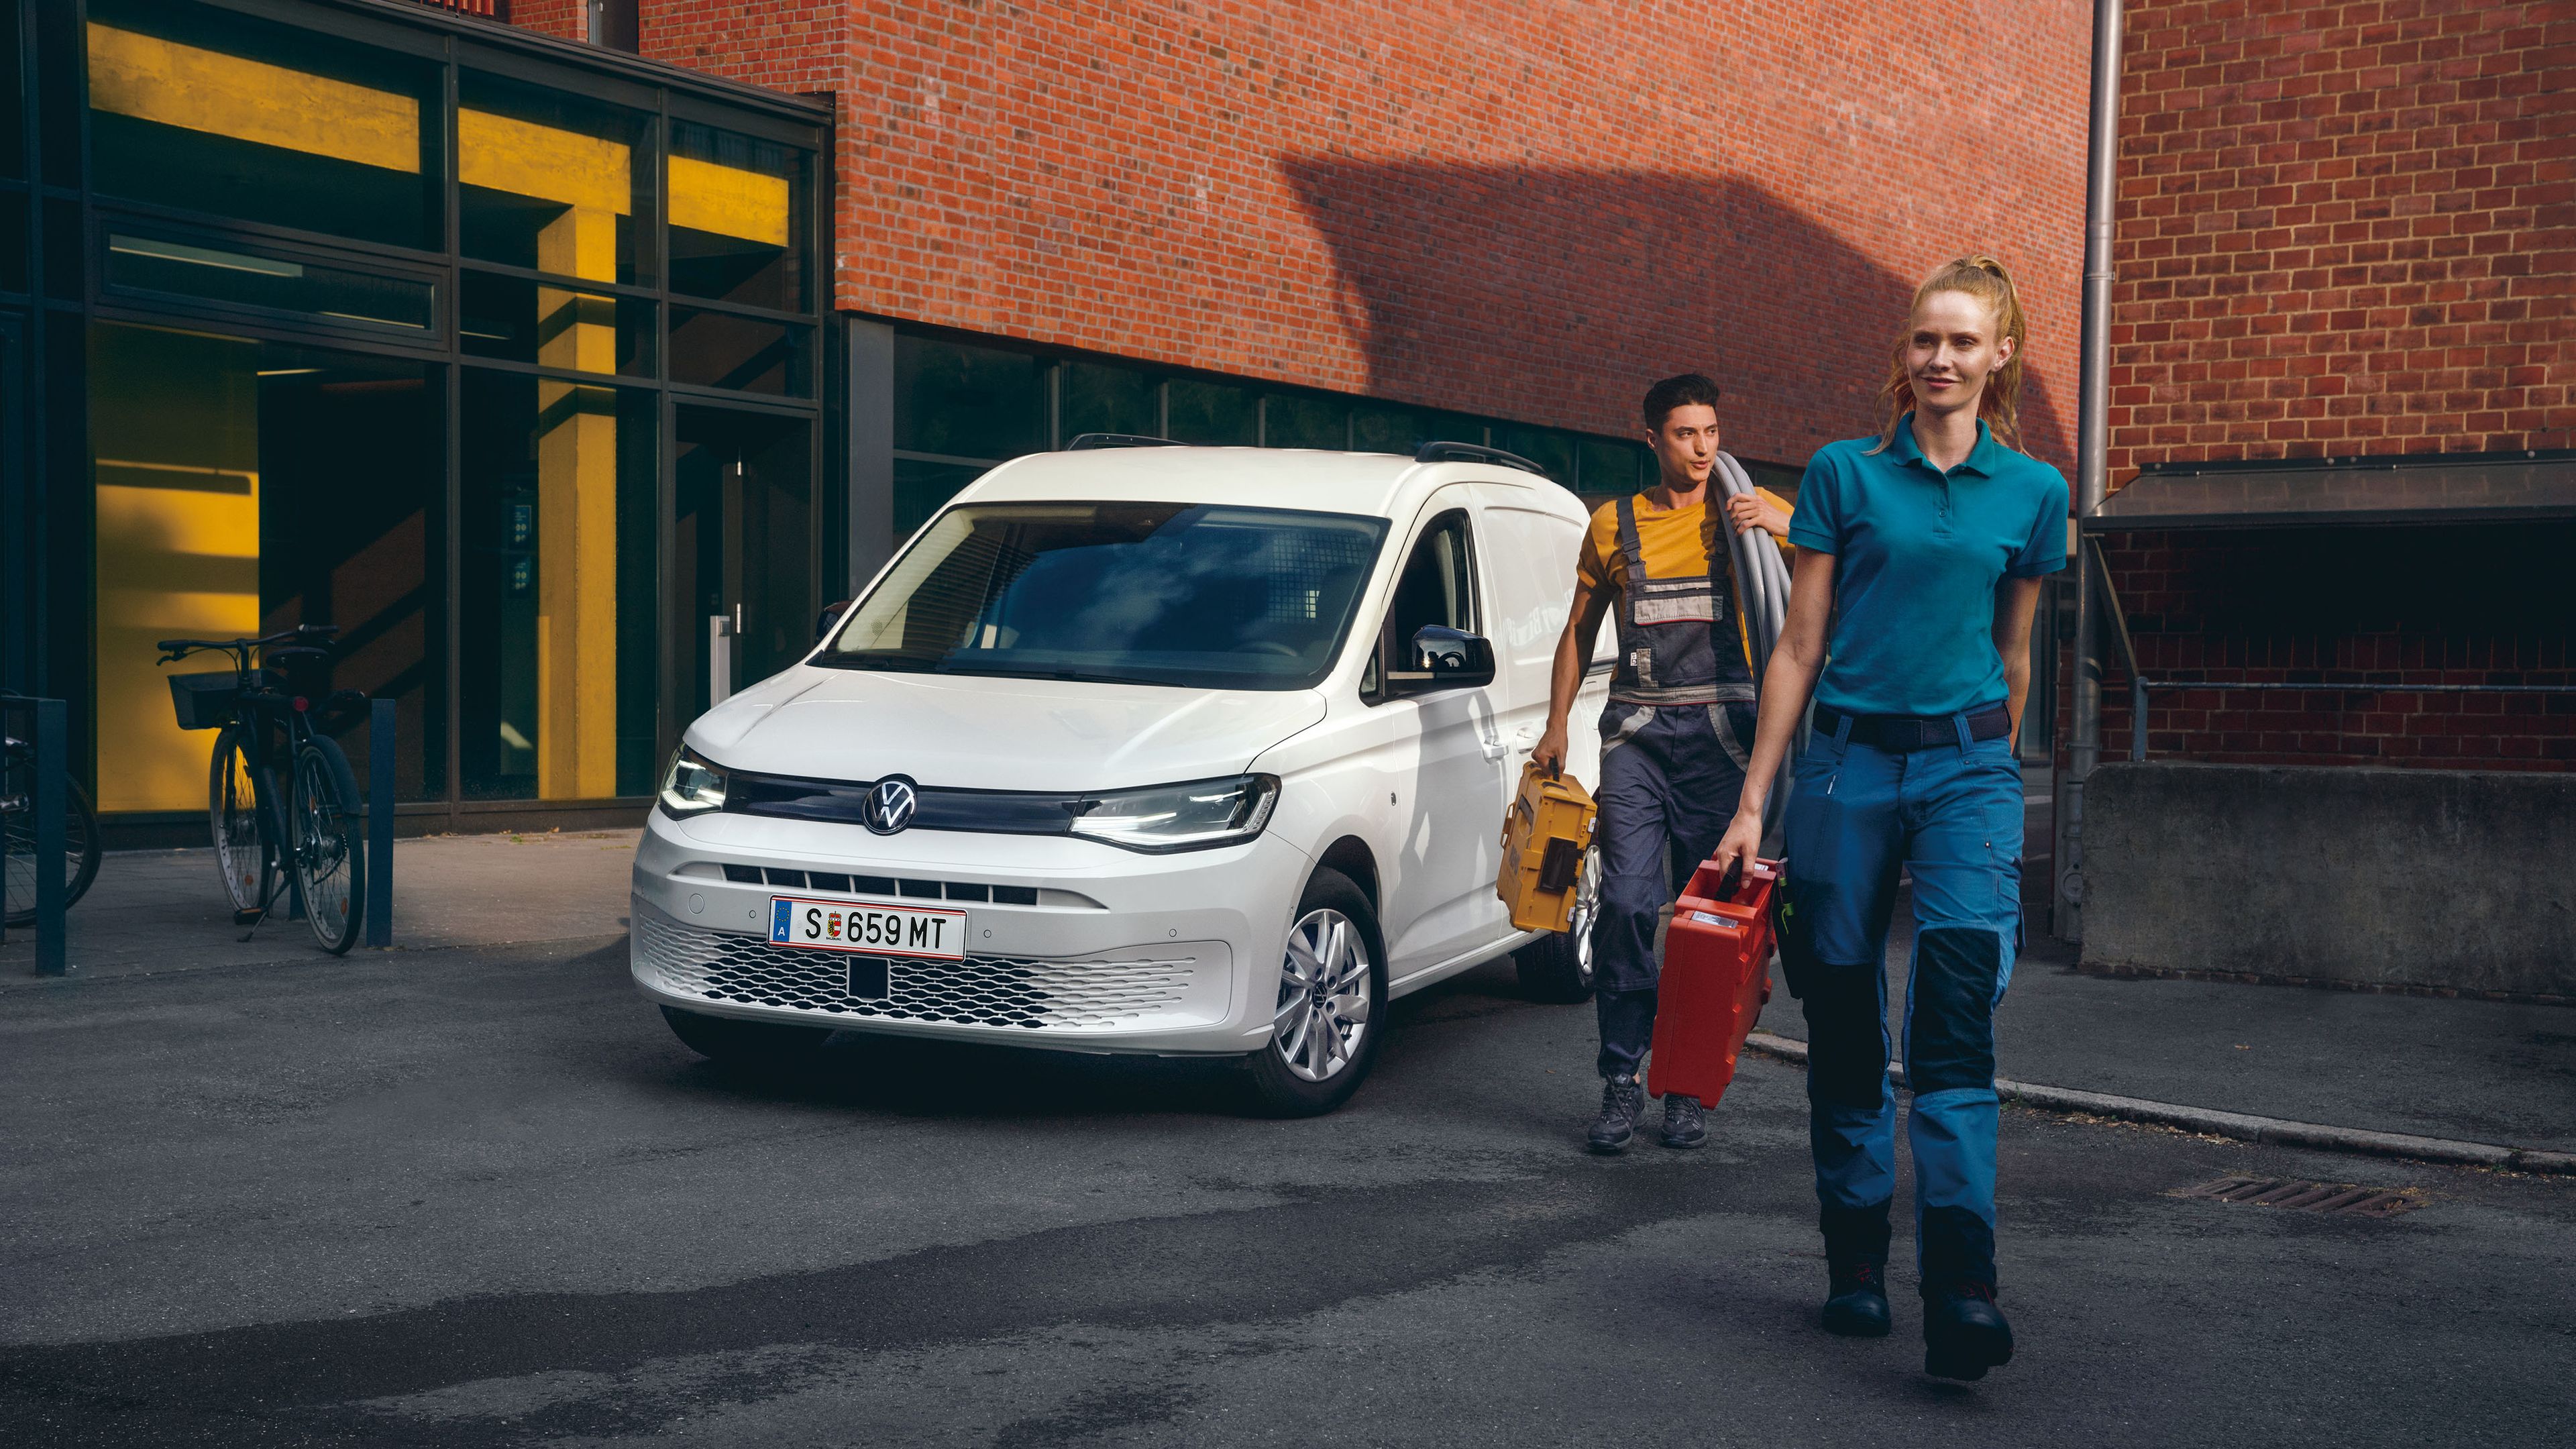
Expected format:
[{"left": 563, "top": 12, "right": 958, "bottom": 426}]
[
  {"left": 885, "top": 330, "right": 1678, "bottom": 540},
  {"left": 1, "top": 1, "right": 826, "bottom": 830}
]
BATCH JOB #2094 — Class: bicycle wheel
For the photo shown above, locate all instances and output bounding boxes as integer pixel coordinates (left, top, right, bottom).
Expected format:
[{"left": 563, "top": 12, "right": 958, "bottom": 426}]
[
  {"left": 3, "top": 777, "right": 101, "bottom": 928},
  {"left": 289, "top": 736, "right": 365, "bottom": 955},
  {"left": 207, "top": 725, "right": 267, "bottom": 917}
]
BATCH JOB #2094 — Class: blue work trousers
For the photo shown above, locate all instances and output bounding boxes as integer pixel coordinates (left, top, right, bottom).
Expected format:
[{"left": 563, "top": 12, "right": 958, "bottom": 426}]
[
  {"left": 1781, "top": 709, "right": 2023, "bottom": 1289},
  {"left": 1589, "top": 701, "right": 1752, "bottom": 1079}
]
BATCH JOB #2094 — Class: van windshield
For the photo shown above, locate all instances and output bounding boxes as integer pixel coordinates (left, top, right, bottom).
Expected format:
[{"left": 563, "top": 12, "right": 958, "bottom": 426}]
[{"left": 814, "top": 501, "right": 1390, "bottom": 691}]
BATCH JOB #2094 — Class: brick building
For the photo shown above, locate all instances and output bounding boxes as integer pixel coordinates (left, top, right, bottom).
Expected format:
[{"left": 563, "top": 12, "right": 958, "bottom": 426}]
[
  {"left": 2085, "top": 0, "right": 2574, "bottom": 769},
  {"left": 2, "top": 0, "right": 2094, "bottom": 837}
]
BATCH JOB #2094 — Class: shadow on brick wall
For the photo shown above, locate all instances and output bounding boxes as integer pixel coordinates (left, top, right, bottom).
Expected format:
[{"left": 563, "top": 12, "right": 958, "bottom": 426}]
[{"left": 1281, "top": 160, "right": 2072, "bottom": 471}]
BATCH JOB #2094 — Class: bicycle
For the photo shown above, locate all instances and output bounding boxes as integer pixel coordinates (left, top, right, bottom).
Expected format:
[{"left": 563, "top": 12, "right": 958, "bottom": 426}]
[
  {"left": 156, "top": 626, "right": 368, "bottom": 955},
  {"left": 1, "top": 694, "right": 103, "bottom": 928}
]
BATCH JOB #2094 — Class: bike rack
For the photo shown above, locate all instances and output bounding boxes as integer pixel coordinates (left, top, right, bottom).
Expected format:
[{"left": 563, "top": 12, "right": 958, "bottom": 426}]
[{"left": 1, "top": 696, "right": 71, "bottom": 976}]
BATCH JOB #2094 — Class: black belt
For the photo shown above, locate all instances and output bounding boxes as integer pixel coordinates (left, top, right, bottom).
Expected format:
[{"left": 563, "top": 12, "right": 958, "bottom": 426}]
[{"left": 1812, "top": 702, "right": 2011, "bottom": 752}]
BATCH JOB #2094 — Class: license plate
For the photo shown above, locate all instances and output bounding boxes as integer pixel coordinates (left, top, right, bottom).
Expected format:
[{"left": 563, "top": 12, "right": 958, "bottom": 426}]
[{"left": 767, "top": 896, "right": 966, "bottom": 961}]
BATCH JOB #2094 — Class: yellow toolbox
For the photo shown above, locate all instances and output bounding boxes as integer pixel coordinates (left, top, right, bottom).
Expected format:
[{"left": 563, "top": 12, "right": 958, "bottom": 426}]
[{"left": 1496, "top": 761, "right": 1599, "bottom": 933}]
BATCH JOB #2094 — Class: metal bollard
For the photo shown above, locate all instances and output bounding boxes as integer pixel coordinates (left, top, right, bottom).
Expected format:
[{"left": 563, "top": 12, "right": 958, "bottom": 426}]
[
  {"left": 2131, "top": 676, "right": 2149, "bottom": 761},
  {"left": 35, "top": 697, "right": 68, "bottom": 976},
  {"left": 367, "top": 698, "right": 394, "bottom": 948}
]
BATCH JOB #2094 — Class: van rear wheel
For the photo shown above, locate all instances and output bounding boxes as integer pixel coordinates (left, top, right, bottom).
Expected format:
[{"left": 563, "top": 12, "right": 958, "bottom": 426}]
[{"left": 1240, "top": 867, "right": 1385, "bottom": 1117}]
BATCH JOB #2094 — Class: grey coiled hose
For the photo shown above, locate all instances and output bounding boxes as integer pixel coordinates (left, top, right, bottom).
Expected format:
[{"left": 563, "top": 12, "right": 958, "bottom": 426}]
[{"left": 1713, "top": 451, "right": 1799, "bottom": 837}]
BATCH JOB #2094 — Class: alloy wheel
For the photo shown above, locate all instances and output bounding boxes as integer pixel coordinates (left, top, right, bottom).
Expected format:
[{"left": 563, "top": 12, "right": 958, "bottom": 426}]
[{"left": 1272, "top": 907, "right": 1373, "bottom": 1083}]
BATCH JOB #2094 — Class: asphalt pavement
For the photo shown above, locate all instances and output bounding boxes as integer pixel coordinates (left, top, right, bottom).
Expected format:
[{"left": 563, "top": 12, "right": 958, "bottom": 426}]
[{"left": 5, "top": 931, "right": 2571, "bottom": 1446}]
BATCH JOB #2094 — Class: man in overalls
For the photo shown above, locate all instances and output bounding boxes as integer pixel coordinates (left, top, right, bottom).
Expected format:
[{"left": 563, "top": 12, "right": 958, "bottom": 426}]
[{"left": 1533, "top": 373, "right": 1792, "bottom": 1152}]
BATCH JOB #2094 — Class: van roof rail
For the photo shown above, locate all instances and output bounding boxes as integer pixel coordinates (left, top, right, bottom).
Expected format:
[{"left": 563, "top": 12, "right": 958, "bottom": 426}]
[
  {"left": 1413, "top": 440, "right": 1548, "bottom": 476},
  {"left": 1066, "top": 432, "right": 1184, "bottom": 450}
]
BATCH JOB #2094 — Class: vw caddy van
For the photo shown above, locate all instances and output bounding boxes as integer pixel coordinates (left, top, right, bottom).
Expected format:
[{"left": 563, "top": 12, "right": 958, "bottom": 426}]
[{"left": 631, "top": 440, "right": 1610, "bottom": 1114}]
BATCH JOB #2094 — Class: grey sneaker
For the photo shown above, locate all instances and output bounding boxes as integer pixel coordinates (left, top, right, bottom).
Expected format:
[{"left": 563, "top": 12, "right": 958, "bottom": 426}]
[
  {"left": 1660, "top": 1092, "right": 1707, "bottom": 1148},
  {"left": 1587, "top": 1073, "right": 1645, "bottom": 1153}
]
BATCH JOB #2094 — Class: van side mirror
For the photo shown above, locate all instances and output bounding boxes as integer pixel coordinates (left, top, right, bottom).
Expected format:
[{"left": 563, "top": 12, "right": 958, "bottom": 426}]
[
  {"left": 815, "top": 600, "right": 852, "bottom": 643},
  {"left": 1391, "top": 625, "right": 1495, "bottom": 694}
]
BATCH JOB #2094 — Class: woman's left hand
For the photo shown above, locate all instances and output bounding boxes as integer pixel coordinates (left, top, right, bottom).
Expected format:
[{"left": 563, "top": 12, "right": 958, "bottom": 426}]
[{"left": 1725, "top": 493, "right": 1790, "bottom": 540}]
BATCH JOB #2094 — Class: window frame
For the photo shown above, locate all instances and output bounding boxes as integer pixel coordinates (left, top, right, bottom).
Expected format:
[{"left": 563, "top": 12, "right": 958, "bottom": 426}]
[{"left": 1362, "top": 503, "right": 1482, "bottom": 706}]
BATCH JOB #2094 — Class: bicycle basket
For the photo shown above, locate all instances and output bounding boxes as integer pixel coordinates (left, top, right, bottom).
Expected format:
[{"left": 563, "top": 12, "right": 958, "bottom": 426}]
[{"left": 168, "top": 671, "right": 242, "bottom": 731}]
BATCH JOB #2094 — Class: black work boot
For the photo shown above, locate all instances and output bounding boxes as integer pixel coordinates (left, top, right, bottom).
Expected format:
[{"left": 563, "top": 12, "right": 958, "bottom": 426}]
[
  {"left": 1659, "top": 1092, "right": 1707, "bottom": 1148},
  {"left": 1923, "top": 1282, "right": 2015, "bottom": 1381},
  {"left": 1819, "top": 1200, "right": 1894, "bottom": 1337},
  {"left": 1587, "top": 1073, "right": 1645, "bottom": 1153}
]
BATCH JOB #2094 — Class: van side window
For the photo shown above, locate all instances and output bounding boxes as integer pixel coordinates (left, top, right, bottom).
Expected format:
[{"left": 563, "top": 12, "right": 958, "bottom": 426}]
[{"left": 1364, "top": 508, "right": 1477, "bottom": 702}]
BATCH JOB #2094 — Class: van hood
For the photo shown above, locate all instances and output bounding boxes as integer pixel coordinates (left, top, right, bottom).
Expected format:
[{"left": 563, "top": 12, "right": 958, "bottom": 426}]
[{"left": 684, "top": 667, "right": 1327, "bottom": 792}]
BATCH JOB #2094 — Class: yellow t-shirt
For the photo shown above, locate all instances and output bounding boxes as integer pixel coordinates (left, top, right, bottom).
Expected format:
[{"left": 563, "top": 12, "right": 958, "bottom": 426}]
[{"left": 1576, "top": 488, "right": 1796, "bottom": 660}]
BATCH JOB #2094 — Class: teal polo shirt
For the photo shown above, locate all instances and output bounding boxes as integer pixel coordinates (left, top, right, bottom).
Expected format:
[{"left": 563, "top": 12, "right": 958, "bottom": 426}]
[{"left": 1787, "top": 417, "right": 2069, "bottom": 718}]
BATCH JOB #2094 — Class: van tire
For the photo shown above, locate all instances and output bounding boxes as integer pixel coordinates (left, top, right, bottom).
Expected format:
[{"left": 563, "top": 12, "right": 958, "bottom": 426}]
[
  {"left": 1513, "top": 930, "right": 1595, "bottom": 1003},
  {"left": 659, "top": 1005, "right": 834, "bottom": 1069},
  {"left": 1240, "top": 867, "right": 1387, "bottom": 1118}
]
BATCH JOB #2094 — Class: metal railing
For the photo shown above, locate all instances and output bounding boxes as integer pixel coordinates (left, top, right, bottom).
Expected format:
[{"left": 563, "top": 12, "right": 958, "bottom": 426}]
[
  {"left": 2125, "top": 678, "right": 2576, "bottom": 761},
  {"left": 1, "top": 696, "right": 70, "bottom": 975}
]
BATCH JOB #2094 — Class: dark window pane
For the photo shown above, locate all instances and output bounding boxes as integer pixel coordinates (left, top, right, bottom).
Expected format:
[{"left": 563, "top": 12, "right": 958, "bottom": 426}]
[
  {"left": 1350, "top": 403, "right": 1417, "bottom": 455},
  {"left": 669, "top": 307, "right": 810, "bottom": 397},
  {"left": 1059, "top": 360, "right": 1157, "bottom": 441},
  {"left": 34, "top": 0, "right": 80, "bottom": 185},
  {"left": 1578, "top": 438, "right": 1647, "bottom": 496},
  {"left": 104, "top": 232, "right": 433, "bottom": 333},
  {"left": 1741, "top": 457, "right": 1803, "bottom": 504},
  {"left": 87, "top": 324, "right": 445, "bottom": 806},
  {"left": 894, "top": 335, "right": 1046, "bottom": 460},
  {"left": 1493, "top": 425, "right": 1577, "bottom": 486},
  {"left": 460, "top": 72, "right": 647, "bottom": 288},
  {"left": 669, "top": 121, "right": 808, "bottom": 311},
  {"left": 1418, "top": 413, "right": 1486, "bottom": 451},
  {"left": 462, "top": 270, "right": 653, "bottom": 378},
  {"left": 674, "top": 407, "right": 812, "bottom": 718},
  {"left": 1265, "top": 394, "right": 1349, "bottom": 450},
  {"left": 458, "top": 370, "right": 658, "bottom": 800},
  {"left": 0, "top": 0, "right": 23, "bottom": 181},
  {"left": 41, "top": 194, "right": 75, "bottom": 301},
  {"left": 1167, "top": 378, "right": 1256, "bottom": 445},
  {"left": 0, "top": 191, "right": 27, "bottom": 294},
  {"left": 87, "top": 1, "right": 438, "bottom": 248},
  {"left": 892, "top": 457, "right": 987, "bottom": 541}
]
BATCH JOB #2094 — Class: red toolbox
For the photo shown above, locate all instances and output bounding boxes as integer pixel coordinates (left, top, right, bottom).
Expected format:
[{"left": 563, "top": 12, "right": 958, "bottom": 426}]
[{"left": 1646, "top": 856, "right": 1780, "bottom": 1108}]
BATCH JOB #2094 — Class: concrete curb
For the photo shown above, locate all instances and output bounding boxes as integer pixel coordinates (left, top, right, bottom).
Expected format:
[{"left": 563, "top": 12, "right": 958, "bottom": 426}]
[{"left": 1741, "top": 1030, "right": 2576, "bottom": 1177}]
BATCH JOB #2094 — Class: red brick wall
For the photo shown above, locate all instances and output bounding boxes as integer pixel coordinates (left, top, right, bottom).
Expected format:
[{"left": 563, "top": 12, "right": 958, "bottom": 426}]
[
  {"left": 2083, "top": 0, "right": 2576, "bottom": 773},
  {"left": 2108, "top": 0, "right": 2574, "bottom": 477},
  {"left": 517, "top": 1, "right": 2094, "bottom": 466}
]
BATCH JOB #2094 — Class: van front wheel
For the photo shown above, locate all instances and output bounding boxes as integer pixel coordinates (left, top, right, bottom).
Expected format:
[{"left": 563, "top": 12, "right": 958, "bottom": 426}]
[{"left": 1240, "top": 867, "right": 1385, "bottom": 1117}]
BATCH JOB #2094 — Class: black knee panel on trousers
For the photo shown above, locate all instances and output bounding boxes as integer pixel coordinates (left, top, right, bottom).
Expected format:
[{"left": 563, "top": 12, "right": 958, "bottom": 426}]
[
  {"left": 1919, "top": 1205, "right": 1997, "bottom": 1291},
  {"left": 1801, "top": 965, "right": 1888, "bottom": 1110},
  {"left": 1906, "top": 927, "right": 2002, "bottom": 1096},
  {"left": 1819, "top": 1199, "right": 1892, "bottom": 1260}
]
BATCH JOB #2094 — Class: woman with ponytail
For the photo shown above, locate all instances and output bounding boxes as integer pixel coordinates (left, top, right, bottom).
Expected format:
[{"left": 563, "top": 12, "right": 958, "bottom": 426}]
[{"left": 1708, "top": 256, "right": 2068, "bottom": 1382}]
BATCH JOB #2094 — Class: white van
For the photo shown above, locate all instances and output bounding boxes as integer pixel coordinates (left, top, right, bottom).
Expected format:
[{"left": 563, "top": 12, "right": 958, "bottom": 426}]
[{"left": 629, "top": 440, "right": 1609, "bottom": 1114}]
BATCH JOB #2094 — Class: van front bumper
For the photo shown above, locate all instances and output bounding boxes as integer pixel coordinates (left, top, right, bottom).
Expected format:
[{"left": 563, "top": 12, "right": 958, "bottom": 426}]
[{"left": 627, "top": 806, "right": 1311, "bottom": 1055}]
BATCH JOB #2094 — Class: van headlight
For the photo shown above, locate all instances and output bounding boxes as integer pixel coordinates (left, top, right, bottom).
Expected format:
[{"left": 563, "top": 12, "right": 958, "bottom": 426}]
[
  {"left": 659, "top": 747, "right": 729, "bottom": 816},
  {"left": 1069, "top": 774, "right": 1279, "bottom": 853}
]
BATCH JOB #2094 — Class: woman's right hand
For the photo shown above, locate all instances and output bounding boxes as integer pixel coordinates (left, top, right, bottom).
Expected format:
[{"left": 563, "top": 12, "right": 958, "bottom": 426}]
[{"left": 1709, "top": 807, "right": 1764, "bottom": 881}]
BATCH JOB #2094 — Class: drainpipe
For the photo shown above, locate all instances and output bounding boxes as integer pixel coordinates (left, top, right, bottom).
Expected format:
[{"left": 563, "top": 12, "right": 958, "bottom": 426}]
[{"left": 2055, "top": 0, "right": 2124, "bottom": 943}]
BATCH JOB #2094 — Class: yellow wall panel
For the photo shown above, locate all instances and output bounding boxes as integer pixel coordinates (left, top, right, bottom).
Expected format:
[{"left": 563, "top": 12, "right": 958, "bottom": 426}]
[
  {"left": 669, "top": 154, "right": 790, "bottom": 248},
  {"left": 534, "top": 382, "right": 621, "bottom": 800},
  {"left": 87, "top": 23, "right": 419, "bottom": 174},
  {"left": 460, "top": 109, "right": 631, "bottom": 217},
  {"left": 91, "top": 327, "right": 265, "bottom": 816}
]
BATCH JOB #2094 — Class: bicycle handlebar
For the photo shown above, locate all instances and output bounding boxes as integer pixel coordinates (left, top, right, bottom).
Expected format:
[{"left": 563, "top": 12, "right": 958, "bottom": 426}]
[{"left": 156, "top": 625, "right": 339, "bottom": 663}]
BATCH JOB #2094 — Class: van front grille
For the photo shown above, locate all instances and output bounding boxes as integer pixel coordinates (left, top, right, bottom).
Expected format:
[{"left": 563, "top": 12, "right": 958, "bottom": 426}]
[{"left": 633, "top": 900, "right": 1197, "bottom": 1030}]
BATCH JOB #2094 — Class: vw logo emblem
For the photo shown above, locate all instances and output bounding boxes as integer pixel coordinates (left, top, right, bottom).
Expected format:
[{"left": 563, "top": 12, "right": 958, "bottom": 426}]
[{"left": 862, "top": 776, "right": 918, "bottom": 835}]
